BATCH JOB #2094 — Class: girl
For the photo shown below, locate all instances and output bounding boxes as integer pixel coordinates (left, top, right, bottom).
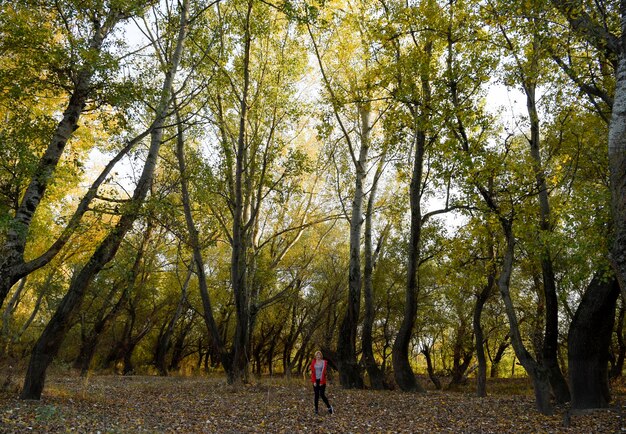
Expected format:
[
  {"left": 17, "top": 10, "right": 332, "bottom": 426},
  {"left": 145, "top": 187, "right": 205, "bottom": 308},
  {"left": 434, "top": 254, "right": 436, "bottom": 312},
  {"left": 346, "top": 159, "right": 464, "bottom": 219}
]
[{"left": 310, "top": 350, "right": 333, "bottom": 415}]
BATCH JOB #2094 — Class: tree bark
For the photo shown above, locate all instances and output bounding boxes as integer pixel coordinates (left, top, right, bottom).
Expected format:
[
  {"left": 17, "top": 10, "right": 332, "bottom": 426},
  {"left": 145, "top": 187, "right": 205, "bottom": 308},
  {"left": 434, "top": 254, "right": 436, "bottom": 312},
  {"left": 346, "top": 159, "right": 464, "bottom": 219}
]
[
  {"left": 228, "top": 0, "right": 253, "bottom": 385},
  {"left": 2, "top": 277, "right": 27, "bottom": 340},
  {"left": 497, "top": 224, "right": 553, "bottom": 415},
  {"left": 74, "top": 222, "right": 152, "bottom": 375},
  {"left": 489, "top": 337, "right": 510, "bottom": 378},
  {"left": 609, "top": 54, "right": 626, "bottom": 303},
  {"left": 361, "top": 154, "right": 386, "bottom": 390},
  {"left": 20, "top": 0, "right": 189, "bottom": 400},
  {"left": 522, "top": 62, "right": 570, "bottom": 404},
  {"left": 473, "top": 259, "right": 494, "bottom": 397},
  {"left": 337, "top": 103, "right": 371, "bottom": 389},
  {"left": 568, "top": 274, "right": 620, "bottom": 409},
  {"left": 610, "top": 299, "right": 625, "bottom": 378},
  {"left": 421, "top": 345, "right": 441, "bottom": 390},
  {"left": 447, "top": 320, "right": 473, "bottom": 391},
  {"left": 392, "top": 102, "right": 428, "bottom": 393},
  {"left": 550, "top": 0, "right": 626, "bottom": 324}
]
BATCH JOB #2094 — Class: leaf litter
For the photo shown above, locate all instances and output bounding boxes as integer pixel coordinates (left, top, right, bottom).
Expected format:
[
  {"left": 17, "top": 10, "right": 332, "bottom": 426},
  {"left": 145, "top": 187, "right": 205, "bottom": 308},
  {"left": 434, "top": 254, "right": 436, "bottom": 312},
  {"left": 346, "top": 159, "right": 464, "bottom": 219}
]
[{"left": 0, "top": 374, "right": 622, "bottom": 433}]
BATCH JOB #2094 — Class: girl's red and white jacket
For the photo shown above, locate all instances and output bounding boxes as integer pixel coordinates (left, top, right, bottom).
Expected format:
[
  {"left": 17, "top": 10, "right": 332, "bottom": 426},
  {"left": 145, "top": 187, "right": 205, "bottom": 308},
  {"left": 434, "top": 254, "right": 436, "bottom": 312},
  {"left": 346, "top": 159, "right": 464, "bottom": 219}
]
[{"left": 310, "top": 359, "right": 328, "bottom": 385}]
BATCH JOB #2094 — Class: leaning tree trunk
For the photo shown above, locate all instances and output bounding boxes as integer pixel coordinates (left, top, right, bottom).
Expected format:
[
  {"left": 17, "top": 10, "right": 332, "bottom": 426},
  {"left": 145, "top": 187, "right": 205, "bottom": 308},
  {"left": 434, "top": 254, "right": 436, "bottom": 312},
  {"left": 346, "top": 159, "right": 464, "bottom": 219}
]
[
  {"left": 74, "top": 222, "right": 151, "bottom": 375},
  {"left": 74, "top": 291, "right": 127, "bottom": 376},
  {"left": 2, "top": 277, "right": 27, "bottom": 339},
  {"left": 421, "top": 345, "right": 441, "bottom": 390},
  {"left": 20, "top": 0, "right": 190, "bottom": 400},
  {"left": 496, "top": 224, "right": 553, "bottom": 415},
  {"left": 568, "top": 274, "right": 620, "bottom": 409},
  {"left": 169, "top": 322, "right": 193, "bottom": 372}
]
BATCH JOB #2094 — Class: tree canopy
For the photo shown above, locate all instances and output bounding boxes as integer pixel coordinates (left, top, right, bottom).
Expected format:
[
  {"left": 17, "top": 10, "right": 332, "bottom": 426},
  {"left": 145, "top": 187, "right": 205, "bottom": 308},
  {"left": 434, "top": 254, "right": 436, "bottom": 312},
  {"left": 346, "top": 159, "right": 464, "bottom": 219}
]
[{"left": 0, "top": 0, "right": 624, "bottom": 417}]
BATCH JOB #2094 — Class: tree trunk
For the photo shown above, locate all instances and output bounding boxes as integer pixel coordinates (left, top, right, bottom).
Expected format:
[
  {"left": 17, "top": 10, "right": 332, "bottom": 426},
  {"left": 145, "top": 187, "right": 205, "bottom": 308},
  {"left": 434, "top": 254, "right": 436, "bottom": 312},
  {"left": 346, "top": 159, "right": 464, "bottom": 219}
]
[
  {"left": 155, "top": 265, "right": 191, "bottom": 376},
  {"left": 610, "top": 299, "right": 625, "bottom": 378},
  {"left": 489, "top": 337, "right": 510, "bottom": 378},
  {"left": 568, "top": 274, "right": 620, "bottom": 409},
  {"left": 448, "top": 322, "right": 473, "bottom": 391},
  {"left": 2, "top": 277, "right": 27, "bottom": 339},
  {"left": 74, "top": 329, "right": 99, "bottom": 374},
  {"left": 228, "top": 0, "right": 253, "bottom": 385},
  {"left": 169, "top": 325, "right": 191, "bottom": 373},
  {"left": 473, "top": 266, "right": 494, "bottom": 397},
  {"left": 549, "top": 0, "right": 626, "bottom": 327},
  {"left": 421, "top": 345, "right": 441, "bottom": 390},
  {"left": 392, "top": 111, "right": 427, "bottom": 393},
  {"left": 524, "top": 69, "right": 570, "bottom": 404},
  {"left": 361, "top": 150, "right": 386, "bottom": 390},
  {"left": 392, "top": 38, "right": 433, "bottom": 393},
  {"left": 175, "top": 102, "right": 230, "bottom": 374},
  {"left": 337, "top": 103, "right": 371, "bottom": 389},
  {"left": 0, "top": 9, "right": 129, "bottom": 309},
  {"left": 497, "top": 224, "right": 553, "bottom": 415},
  {"left": 20, "top": 0, "right": 190, "bottom": 400},
  {"left": 336, "top": 104, "right": 368, "bottom": 389},
  {"left": 307, "top": 18, "right": 370, "bottom": 390},
  {"left": 122, "top": 343, "right": 135, "bottom": 375},
  {"left": 74, "top": 223, "right": 152, "bottom": 375}
]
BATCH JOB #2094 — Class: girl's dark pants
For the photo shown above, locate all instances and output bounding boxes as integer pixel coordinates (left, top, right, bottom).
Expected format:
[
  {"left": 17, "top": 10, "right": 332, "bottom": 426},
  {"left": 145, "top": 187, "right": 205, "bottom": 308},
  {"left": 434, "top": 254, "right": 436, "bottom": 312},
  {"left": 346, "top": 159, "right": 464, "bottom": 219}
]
[{"left": 313, "top": 379, "right": 330, "bottom": 411}]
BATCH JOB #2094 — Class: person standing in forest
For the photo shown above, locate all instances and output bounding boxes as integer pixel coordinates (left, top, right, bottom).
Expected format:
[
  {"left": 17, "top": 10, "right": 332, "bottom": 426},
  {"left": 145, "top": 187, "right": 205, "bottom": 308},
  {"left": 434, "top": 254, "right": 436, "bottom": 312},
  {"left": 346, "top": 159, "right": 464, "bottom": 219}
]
[{"left": 310, "top": 350, "right": 334, "bottom": 415}]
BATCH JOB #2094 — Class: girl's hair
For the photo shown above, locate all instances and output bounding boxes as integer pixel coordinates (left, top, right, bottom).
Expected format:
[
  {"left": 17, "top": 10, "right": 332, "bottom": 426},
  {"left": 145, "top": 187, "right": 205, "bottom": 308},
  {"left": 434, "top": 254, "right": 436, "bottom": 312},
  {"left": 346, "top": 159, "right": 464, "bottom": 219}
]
[{"left": 315, "top": 350, "right": 323, "bottom": 358}]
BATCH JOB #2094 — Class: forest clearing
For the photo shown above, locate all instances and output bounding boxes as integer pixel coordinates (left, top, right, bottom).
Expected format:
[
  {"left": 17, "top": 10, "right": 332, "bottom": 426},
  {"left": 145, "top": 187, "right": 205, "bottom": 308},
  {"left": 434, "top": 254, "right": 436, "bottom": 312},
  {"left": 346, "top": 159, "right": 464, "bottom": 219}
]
[
  {"left": 2, "top": 0, "right": 626, "bottom": 428},
  {"left": 1, "top": 373, "right": 623, "bottom": 433}
]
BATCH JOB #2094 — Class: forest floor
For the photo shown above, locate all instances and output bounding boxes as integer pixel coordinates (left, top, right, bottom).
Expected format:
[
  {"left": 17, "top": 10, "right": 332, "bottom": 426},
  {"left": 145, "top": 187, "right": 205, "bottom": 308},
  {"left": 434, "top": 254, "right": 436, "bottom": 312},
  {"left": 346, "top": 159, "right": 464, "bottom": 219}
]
[{"left": 0, "top": 370, "right": 624, "bottom": 433}]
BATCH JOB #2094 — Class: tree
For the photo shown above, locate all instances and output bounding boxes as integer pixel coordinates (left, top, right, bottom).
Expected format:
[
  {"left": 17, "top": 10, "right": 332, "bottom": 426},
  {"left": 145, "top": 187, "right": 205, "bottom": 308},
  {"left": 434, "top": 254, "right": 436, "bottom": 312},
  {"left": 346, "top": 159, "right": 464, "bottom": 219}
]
[
  {"left": 73, "top": 222, "right": 154, "bottom": 375},
  {"left": 361, "top": 156, "right": 390, "bottom": 389},
  {"left": 20, "top": 0, "right": 190, "bottom": 399},
  {"left": 487, "top": 0, "right": 570, "bottom": 403},
  {"left": 547, "top": 0, "right": 626, "bottom": 408},
  {"left": 568, "top": 274, "right": 620, "bottom": 408},
  {"left": 0, "top": 0, "right": 152, "bottom": 309},
  {"left": 154, "top": 262, "right": 192, "bottom": 376},
  {"left": 179, "top": 0, "right": 317, "bottom": 383},
  {"left": 378, "top": 0, "right": 441, "bottom": 393},
  {"left": 174, "top": 99, "right": 231, "bottom": 374},
  {"left": 307, "top": 0, "right": 389, "bottom": 388}
]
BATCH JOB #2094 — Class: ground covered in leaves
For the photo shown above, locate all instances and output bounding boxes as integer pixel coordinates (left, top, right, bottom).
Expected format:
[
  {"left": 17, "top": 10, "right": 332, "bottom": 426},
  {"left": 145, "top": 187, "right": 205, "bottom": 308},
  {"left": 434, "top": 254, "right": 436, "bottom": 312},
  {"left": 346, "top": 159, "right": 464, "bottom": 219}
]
[{"left": 0, "top": 372, "right": 623, "bottom": 433}]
